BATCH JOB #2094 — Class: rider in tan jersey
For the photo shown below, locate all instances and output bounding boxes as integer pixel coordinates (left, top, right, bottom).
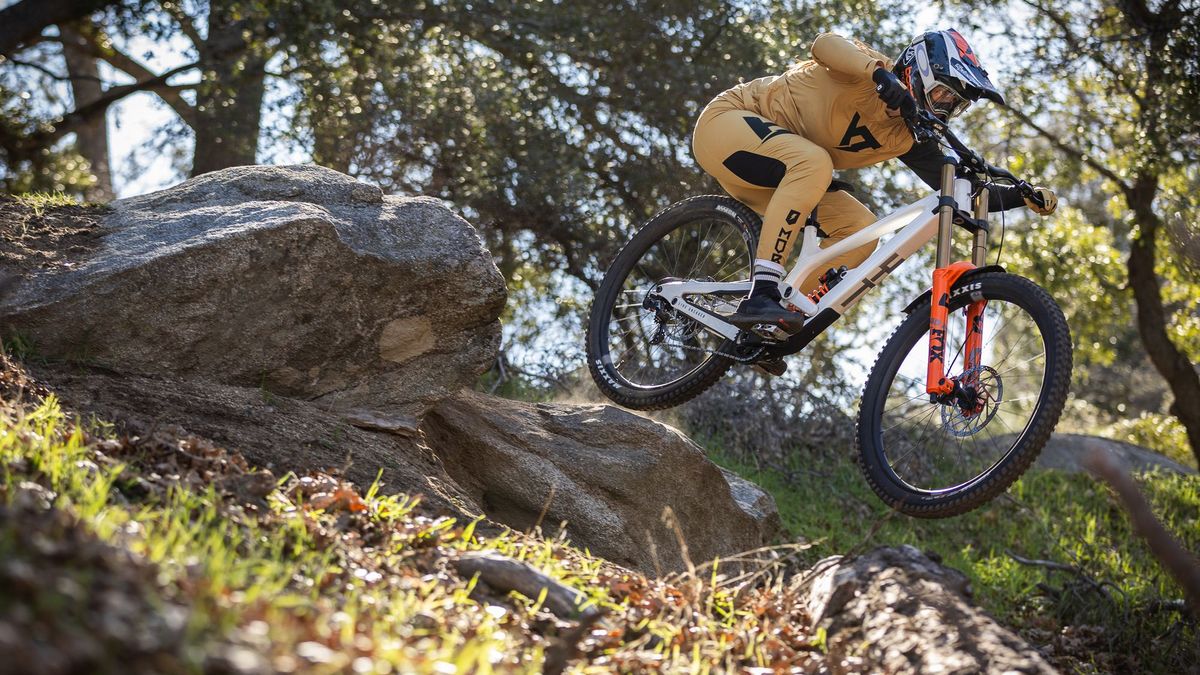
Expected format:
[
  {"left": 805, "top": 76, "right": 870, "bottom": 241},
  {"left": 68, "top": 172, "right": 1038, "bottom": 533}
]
[{"left": 692, "top": 32, "right": 1056, "bottom": 321}]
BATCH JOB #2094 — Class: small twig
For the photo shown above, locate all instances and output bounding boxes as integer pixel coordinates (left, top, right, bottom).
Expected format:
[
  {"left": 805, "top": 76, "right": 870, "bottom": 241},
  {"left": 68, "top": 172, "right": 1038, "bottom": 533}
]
[
  {"left": 455, "top": 551, "right": 599, "bottom": 620},
  {"left": 1005, "top": 549, "right": 1120, "bottom": 604},
  {"left": 527, "top": 483, "right": 556, "bottom": 535},
  {"left": 660, "top": 506, "right": 695, "bottom": 579},
  {"left": 488, "top": 354, "right": 508, "bottom": 394},
  {"left": 1005, "top": 550, "right": 1085, "bottom": 575},
  {"left": 8, "top": 57, "right": 101, "bottom": 83}
]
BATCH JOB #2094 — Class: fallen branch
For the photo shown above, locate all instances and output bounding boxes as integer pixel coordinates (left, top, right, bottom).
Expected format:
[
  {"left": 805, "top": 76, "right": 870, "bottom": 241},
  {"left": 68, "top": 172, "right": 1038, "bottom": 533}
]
[
  {"left": 1005, "top": 550, "right": 1086, "bottom": 576},
  {"left": 1005, "top": 549, "right": 1115, "bottom": 600},
  {"left": 455, "top": 550, "right": 600, "bottom": 620},
  {"left": 1084, "top": 448, "right": 1200, "bottom": 617}
]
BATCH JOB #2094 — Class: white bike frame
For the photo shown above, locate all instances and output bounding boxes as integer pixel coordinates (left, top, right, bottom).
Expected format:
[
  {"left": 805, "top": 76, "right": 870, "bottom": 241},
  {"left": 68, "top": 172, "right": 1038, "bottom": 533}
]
[{"left": 655, "top": 181, "right": 973, "bottom": 342}]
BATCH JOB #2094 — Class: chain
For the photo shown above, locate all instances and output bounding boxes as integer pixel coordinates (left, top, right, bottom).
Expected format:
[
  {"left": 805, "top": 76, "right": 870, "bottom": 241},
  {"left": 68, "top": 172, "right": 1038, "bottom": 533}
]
[{"left": 659, "top": 337, "right": 766, "bottom": 363}]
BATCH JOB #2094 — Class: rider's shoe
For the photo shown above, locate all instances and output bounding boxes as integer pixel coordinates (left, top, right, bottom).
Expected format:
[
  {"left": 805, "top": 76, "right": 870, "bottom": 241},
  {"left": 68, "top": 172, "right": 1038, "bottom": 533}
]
[
  {"left": 752, "top": 357, "right": 787, "bottom": 377},
  {"left": 728, "top": 294, "right": 805, "bottom": 336}
]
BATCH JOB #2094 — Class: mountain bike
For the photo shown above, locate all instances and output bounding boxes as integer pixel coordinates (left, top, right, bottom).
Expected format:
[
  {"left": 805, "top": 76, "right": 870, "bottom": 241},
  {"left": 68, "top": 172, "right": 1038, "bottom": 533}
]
[{"left": 585, "top": 109, "right": 1073, "bottom": 518}]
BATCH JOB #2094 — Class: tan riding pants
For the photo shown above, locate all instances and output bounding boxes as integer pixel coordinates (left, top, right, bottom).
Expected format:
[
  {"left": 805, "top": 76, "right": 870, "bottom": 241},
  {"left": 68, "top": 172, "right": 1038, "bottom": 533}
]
[{"left": 692, "top": 101, "right": 878, "bottom": 292}]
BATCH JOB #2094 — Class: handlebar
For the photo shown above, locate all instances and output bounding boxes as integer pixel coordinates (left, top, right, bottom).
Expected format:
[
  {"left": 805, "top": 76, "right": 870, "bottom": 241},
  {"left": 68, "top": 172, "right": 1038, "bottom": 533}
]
[{"left": 901, "top": 108, "right": 1045, "bottom": 207}]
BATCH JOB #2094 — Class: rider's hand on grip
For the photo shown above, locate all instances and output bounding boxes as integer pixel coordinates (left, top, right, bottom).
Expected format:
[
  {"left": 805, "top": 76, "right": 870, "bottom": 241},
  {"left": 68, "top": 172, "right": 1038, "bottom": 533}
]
[
  {"left": 1023, "top": 186, "right": 1058, "bottom": 216},
  {"left": 872, "top": 67, "right": 916, "bottom": 117}
]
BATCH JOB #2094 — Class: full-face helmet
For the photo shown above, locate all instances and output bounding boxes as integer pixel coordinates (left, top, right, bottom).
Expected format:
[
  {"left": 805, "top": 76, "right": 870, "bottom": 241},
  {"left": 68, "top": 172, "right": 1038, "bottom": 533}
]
[{"left": 894, "top": 29, "right": 1004, "bottom": 120}]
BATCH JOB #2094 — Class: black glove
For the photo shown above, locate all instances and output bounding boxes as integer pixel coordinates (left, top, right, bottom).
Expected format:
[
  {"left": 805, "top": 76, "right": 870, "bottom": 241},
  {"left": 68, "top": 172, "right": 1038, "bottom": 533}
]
[{"left": 872, "top": 67, "right": 915, "bottom": 116}]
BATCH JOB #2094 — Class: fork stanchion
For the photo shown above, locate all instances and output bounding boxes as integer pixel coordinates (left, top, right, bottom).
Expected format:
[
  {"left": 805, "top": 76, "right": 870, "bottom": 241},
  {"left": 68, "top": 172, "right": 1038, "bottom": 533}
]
[{"left": 971, "top": 187, "right": 990, "bottom": 266}]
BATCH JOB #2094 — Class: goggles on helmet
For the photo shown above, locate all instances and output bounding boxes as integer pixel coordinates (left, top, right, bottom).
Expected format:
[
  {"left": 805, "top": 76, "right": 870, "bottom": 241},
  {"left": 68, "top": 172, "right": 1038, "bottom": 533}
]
[{"left": 927, "top": 82, "right": 972, "bottom": 119}]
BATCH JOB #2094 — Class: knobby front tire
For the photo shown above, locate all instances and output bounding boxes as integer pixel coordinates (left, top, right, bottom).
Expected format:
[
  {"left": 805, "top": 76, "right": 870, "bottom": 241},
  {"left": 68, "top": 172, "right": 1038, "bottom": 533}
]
[
  {"left": 856, "top": 272, "right": 1072, "bottom": 518},
  {"left": 586, "top": 195, "right": 760, "bottom": 410}
]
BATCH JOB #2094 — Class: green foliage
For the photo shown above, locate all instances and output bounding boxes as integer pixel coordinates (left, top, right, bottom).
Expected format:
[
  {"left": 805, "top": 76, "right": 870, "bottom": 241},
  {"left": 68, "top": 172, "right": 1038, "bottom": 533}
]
[
  {"left": 707, "top": 442, "right": 1200, "bottom": 673},
  {"left": 1110, "top": 412, "right": 1195, "bottom": 470},
  {"left": 0, "top": 144, "right": 99, "bottom": 198}
]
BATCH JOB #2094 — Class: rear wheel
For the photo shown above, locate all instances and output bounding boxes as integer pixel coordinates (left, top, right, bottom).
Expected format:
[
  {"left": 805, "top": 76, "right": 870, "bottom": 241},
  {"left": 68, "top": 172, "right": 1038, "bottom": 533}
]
[
  {"left": 856, "top": 272, "right": 1072, "bottom": 517},
  {"left": 586, "top": 195, "right": 760, "bottom": 410}
]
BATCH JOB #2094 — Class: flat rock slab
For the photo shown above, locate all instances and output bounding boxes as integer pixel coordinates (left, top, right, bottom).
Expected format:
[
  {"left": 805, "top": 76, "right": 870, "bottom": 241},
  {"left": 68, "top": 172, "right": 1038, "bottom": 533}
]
[
  {"left": 422, "top": 389, "right": 783, "bottom": 575},
  {"left": 0, "top": 165, "right": 506, "bottom": 418},
  {"left": 33, "top": 363, "right": 481, "bottom": 518},
  {"left": 1036, "top": 433, "right": 1196, "bottom": 475}
]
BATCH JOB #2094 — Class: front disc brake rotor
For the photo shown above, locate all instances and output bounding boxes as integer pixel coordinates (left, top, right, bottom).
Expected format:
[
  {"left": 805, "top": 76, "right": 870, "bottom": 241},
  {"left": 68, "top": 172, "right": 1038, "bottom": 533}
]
[{"left": 941, "top": 365, "right": 1003, "bottom": 437}]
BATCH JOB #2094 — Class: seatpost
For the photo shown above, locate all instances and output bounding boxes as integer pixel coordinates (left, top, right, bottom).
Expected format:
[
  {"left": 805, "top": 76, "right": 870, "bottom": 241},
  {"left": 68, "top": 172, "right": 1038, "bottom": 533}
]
[
  {"left": 971, "top": 187, "right": 990, "bottom": 266},
  {"left": 935, "top": 153, "right": 958, "bottom": 269}
]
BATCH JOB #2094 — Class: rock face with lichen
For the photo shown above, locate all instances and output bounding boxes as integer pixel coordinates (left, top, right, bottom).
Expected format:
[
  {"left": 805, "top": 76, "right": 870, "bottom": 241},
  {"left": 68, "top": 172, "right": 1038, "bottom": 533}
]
[{"left": 0, "top": 165, "right": 506, "bottom": 419}]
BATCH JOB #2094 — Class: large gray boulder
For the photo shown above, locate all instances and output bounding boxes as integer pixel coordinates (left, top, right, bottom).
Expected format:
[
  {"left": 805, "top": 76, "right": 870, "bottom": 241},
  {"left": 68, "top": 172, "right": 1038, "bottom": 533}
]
[
  {"left": 4, "top": 166, "right": 782, "bottom": 576},
  {"left": 423, "top": 390, "right": 783, "bottom": 574},
  {"left": 1, "top": 165, "right": 506, "bottom": 418},
  {"left": 801, "top": 546, "right": 1057, "bottom": 674}
]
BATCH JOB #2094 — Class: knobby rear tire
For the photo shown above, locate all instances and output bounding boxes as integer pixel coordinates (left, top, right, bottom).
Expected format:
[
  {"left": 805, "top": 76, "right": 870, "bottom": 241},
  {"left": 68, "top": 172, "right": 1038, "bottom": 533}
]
[{"left": 586, "top": 195, "right": 761, "bottom": 410}]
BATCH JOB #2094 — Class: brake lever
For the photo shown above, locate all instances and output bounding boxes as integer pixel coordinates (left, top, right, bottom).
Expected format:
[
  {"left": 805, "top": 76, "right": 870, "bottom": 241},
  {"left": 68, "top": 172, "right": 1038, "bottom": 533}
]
[
  {"left": 903, "top": 109, "right": 939, "bottom": 144},
  {"left": 1015, "top": 180, "right": 1046, "bottom": 208}
]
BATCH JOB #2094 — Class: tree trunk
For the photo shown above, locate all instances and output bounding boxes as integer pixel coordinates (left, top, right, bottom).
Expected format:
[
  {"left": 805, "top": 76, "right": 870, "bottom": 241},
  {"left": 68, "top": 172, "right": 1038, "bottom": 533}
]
[
  {"left": 1125, "top": 176, "right": 1200, "bottom": 466},
  {"left": 0, "top": 0, "right": 114, "bottom": 57},
  {"left": 59, "top": 24, "right": 113, "bottom": 202},
  {"left": 190, "top": 2, "right": 266, "bottom": 176}
]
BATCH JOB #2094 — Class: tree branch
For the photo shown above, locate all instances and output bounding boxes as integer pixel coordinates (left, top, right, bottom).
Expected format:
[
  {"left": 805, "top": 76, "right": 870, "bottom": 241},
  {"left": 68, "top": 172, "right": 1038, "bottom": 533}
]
[
  {"left": 157, "top": 0, "right": 203, "bottom": 49},
  {"left": 0, "top": 0, "right": 116, "bottom": 57},
  {"left": 7, "top": 57, "right": 101, "bottom": 83},
  {"left": 1001, "top": 103, "right": 1128, "bottom": 190},
  {"left": 25, "top": 61, "right": 198, "bottom": 151},
  {"left": 65, "top": 28, "right": 197, "bottom": 128}
]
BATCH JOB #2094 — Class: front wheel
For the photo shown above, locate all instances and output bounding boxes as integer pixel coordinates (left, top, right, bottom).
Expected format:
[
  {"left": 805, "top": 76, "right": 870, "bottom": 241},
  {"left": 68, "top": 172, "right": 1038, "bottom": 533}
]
[{"left": 856, "top": 272, "right": 1072, "bottom": 518}]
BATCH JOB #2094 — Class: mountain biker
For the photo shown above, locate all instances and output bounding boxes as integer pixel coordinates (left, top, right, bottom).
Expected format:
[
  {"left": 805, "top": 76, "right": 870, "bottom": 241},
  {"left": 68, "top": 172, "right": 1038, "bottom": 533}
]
[{"left": 692, "top": 29, "right": 1058, "bottom": 334}]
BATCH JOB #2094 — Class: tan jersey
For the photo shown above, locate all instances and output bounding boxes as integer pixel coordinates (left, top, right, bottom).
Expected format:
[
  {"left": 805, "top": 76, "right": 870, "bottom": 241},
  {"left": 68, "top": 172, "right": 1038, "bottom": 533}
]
[{"left": 712, "top": 33, "right": 915, "bottom": 170}]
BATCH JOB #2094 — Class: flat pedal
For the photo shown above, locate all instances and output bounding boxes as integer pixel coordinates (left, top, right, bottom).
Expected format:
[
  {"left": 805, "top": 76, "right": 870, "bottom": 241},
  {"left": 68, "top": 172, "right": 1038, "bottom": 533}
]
[{"left": 751, "top": 323, "right": 789, "bottom": 341}]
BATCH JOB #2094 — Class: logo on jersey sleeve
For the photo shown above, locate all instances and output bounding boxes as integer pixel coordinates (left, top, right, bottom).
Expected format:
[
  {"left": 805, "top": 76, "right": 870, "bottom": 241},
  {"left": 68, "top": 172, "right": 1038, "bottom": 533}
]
[{"left": 836, "top": 112, "right": 881, "bottom": 152}]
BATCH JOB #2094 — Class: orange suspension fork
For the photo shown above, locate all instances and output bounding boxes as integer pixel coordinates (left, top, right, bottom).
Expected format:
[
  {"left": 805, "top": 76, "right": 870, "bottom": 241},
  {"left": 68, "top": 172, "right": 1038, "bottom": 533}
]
[
  {"left": 927, "top": 157, "right": 991, "bottom": 399},
  {"left": 927, "top": 263, "right": 989, "bottom": 402},
  {"left": 927, "top": 262, "right": 976, "bottom": 395}
]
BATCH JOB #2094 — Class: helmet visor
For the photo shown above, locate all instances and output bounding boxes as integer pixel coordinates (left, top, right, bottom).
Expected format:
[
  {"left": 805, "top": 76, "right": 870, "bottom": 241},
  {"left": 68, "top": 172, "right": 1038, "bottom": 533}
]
[{"left": 928, "top": 82, "right": 972, "bottom": 119}]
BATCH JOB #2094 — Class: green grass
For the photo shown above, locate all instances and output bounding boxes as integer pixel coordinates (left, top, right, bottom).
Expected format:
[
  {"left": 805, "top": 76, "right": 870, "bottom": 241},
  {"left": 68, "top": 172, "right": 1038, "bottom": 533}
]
[
  {"left": 0, "top": 386, "right": 830, "bottom": 673},
  {"left": 0, "top": 396, "right": 552, "bottom": 672},
  {"left": 5, "top": 356, "right": 1196, "bottom": 672},
  {"left": 706, "top": 444, "right": 1200, "bottom": 673},
  {"left": 10, "top": 191, "right": 79, "bottom": 218}
]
